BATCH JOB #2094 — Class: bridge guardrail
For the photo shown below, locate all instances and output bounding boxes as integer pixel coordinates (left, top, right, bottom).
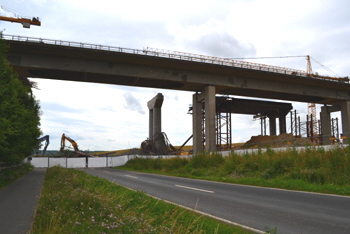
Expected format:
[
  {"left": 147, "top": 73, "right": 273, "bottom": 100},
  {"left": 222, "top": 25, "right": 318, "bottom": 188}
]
[{"left": 2, "top": 34, "right": 348, "bottom": 83}]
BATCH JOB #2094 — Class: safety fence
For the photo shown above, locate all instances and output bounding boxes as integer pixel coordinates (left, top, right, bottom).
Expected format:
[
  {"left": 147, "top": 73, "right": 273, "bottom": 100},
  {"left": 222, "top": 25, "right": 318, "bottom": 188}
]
[{"left": 26, "top": 144, "right": 348, "bottom": 168}]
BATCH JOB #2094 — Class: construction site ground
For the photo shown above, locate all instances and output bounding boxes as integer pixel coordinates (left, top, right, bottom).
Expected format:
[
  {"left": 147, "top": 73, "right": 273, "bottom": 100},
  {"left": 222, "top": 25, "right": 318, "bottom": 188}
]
[{"left": 239, "top": 133, "right": 316, "bottom": 149}]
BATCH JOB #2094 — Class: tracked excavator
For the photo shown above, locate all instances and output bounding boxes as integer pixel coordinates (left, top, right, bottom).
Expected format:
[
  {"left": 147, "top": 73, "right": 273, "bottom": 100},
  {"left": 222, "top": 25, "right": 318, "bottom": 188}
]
[{"left": 60, "top": 133, "right": 95, "bottom": 157}]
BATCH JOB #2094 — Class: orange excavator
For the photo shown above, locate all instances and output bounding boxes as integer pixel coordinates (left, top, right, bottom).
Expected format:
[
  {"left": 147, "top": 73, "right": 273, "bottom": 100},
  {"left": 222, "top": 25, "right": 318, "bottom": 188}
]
[
  {"left": 60, "top": 133, "right": 95, "bottom": 157},
  {"left": 0, "top": 5, "right": 41, "bottom": 28}
]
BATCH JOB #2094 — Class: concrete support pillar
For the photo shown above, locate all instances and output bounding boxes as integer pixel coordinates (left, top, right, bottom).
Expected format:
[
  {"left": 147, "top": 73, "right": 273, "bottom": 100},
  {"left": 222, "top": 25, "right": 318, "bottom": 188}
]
[
  {"left": 321, "top": 105, "right": 332, "bottom": 145},
  {"left": 149, "top": 109, "right": 153, "bottom": 140},
  {"left": 204, "top": 86, "right": 216, "bottom": 151},
  {"left": 279, "top": 112, "right": 287, "bottom": 134},
  {"left": 192, "top": 93, "right": 203, "bottom": 154},
  {"left": 269, "top": 117, "right": 277, "bottom": 136},
  {"left": 147, "top": 93, "right": 164, "bottom": 141},
  {"left": 341, "top": 101, "right": 350, "bottom": 142},
  {"left": 192, "top": 86, "right": 216, "bottom": 154},
  {"left": 153, "top": 107, "right": 161, "bottom": 140}
]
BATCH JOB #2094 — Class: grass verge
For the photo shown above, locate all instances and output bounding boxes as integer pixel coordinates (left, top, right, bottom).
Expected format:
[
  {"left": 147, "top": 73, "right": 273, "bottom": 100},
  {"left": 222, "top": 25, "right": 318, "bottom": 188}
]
[
  {"left": 0, "top": 163, "right": 33, "bottom": 189},
  {"left": 31, "top": 166, "right": 252, "bottom": 234},
  {"left": 118, "top": 146, "right": 350, "bottom": 196}
]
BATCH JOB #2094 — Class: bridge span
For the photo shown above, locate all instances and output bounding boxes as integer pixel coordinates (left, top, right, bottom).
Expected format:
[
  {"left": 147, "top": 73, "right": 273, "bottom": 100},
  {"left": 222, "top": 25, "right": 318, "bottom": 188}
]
[{"left": 3, "top": 35, "right": 350, "bottom": 152}]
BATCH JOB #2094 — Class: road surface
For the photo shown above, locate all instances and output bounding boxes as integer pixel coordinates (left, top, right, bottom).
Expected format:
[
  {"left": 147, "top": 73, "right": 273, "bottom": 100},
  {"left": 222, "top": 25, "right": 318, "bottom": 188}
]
[{"left": 80, "top": 168, "right": 350, "bottom": 234}]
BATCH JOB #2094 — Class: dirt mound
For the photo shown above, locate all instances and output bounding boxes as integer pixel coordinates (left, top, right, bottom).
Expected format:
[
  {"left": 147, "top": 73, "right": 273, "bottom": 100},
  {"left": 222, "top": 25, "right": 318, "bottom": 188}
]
[{"left": 242, "top": 133, "right": 316, "bottom": 148}]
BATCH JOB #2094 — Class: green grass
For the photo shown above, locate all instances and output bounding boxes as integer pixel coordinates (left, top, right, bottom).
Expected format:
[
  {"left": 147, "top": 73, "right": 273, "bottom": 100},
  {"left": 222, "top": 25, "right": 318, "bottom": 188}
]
[
  {"left": 0, "top": 163, "right": 34, "bottom": 189},
  {"left": 31, "top": 167, "right": 252, "bottom": 234},
  {"left": 119, "top": 146, "right": 350, "bottom": 196}
]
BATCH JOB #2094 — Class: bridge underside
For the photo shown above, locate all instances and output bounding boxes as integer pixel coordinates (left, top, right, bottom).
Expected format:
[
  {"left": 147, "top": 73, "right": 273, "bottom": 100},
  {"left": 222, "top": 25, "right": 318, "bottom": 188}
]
[{"left": 5, "top": 39, "right": 350, "bottom": 152}]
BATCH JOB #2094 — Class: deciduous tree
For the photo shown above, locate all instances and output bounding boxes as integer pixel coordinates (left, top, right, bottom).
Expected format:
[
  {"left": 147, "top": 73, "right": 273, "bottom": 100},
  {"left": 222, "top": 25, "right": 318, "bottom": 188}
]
[{"left": 0, "top": 39, "right": 42, "bottom": 163}]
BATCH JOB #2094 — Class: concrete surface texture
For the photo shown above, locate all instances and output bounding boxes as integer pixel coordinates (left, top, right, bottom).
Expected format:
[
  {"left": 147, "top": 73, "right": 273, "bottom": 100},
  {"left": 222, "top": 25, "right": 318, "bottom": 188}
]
[{"left": 0, "top": 169, "right": 46, "bottom": 234}]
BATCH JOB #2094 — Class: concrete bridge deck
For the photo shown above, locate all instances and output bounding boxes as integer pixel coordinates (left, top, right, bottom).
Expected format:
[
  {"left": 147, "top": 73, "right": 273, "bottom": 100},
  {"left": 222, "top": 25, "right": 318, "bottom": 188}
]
[
  {"left": 3, "top": 34, "right": 350, "bottom": 105},
  {"left": 3, "top": 34, "right": 350, "bottom": 152}
]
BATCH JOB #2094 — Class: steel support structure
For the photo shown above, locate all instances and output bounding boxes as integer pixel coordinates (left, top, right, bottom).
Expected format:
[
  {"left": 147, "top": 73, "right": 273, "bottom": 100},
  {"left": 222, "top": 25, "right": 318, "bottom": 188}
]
[{"left": 216, "top": 111, "right": 232, "bottom": 151}]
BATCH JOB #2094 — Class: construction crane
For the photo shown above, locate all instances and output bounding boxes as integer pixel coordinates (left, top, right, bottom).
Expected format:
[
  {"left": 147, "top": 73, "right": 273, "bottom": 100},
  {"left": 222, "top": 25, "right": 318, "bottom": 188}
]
[
  {"left": 0, "top": 5, "right": 41, "bottom": 28},
  {"left": 306, "top": 55, "right": 318, "bottom": 141}
]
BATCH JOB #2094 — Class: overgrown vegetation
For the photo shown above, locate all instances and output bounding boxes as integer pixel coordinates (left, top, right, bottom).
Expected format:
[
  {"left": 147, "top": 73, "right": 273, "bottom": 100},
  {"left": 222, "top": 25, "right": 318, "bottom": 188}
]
[
  {"left": 120, "top": 145, "right": 350, "bottom": 196},
  {"left": 32, "top": 167, "right": 251, "bottom": 234},
  {"left": 0, "top": 163, "right": 34, "bottom": 189},
  {"left": 0, "top": 39, "right": 42, "bottom": 163}
]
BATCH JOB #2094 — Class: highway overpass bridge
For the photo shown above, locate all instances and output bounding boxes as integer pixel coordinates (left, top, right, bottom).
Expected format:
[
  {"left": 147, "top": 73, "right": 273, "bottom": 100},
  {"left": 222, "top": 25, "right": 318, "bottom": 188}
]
[{"left": 3, "top": 35, "right": 350, "bottom": 153}]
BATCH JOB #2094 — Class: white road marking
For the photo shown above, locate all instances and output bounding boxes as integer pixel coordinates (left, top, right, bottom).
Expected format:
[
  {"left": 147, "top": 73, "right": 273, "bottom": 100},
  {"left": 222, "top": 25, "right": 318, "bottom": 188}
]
[
  {"left": 175, "top": 185, "right": 214, "bottom": 193},
  {"left": 125, "top": 175, "right": 138, "bottom": 179}
]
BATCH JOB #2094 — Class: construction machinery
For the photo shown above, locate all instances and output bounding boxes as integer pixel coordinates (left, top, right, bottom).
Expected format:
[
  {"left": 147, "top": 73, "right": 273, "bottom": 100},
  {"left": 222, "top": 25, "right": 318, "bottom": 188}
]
[
  {"left": 60, "top": 133, "right": 94, "bottom": 157},
  {"left": 0, "top": 5, "right": 41, "bottom": 28},
  {"left": 38, "top": 135, "right": 49, "bottom": 156}
]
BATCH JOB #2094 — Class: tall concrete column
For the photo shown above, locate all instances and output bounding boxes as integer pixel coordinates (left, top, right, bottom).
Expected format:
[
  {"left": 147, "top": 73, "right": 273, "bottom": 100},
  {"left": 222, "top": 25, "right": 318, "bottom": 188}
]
[
  {"left": 269, "top": 117, "right": 277, "bottom": 136},
  {"left": 192, "top": 93, "right": 203, "bottom": 154},
  {"left": 153, "top": 107, "right": 161, "bottom": 140},
  {"left": 149, "top": 109, "right": 153, "bottom": 140},
  {"left": 341, "top": 101, "right": 350, "bottom": 142},
  {"left": 192, "top": 86, "right": 216, "bottom": 153},
  {"left": 147, "top": 93, "right": 164, "bottom": 141},
  {"left": 279, "top": 112, "right": 287, "bottom": 134},
  {"left": 204, "top": 86, "right": 216, "bottom": 151},
  {"left": 321, "top": 105, "right": 331, "bottom": 145}
]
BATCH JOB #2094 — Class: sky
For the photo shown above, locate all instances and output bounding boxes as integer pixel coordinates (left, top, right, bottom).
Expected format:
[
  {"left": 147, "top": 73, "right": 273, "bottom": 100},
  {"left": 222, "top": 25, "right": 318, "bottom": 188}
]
[{"left": 1, "top": 0, "right": 349, "bottom": 151}]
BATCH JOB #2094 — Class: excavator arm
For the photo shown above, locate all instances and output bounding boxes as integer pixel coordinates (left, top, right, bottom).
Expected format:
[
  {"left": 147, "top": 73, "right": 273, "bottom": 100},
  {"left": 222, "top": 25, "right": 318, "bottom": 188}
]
[
  {"left": 60, "top": 133, "right": 79, "bottom": 153},
  {"left": 38, "top": 135, "right": 49, "bottom": 156}
]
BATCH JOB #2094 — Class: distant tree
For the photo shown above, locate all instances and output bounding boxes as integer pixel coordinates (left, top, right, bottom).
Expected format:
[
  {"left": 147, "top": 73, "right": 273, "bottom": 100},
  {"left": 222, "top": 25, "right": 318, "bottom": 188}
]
[{"left": 0, "top": 39, "right": 42, "bottom": 164}]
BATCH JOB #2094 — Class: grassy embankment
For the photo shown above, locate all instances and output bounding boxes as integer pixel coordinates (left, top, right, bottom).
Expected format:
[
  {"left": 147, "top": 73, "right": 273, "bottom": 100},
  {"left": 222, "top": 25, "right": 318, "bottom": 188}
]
[
  {"left": 31, "top": 167, "right": 252, "bottom": 234},
  {"left": 0, "top": 163, "right": 33, "bottom": 189},
  {"left": 119, "top": 145, "right": 350, "bottom": 196}
]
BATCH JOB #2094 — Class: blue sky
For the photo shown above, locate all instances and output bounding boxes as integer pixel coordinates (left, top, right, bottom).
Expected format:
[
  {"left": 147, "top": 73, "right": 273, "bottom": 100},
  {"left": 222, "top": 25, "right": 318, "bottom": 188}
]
[{"left": 1, "top": 0, "right": 349, "bottom": 151}]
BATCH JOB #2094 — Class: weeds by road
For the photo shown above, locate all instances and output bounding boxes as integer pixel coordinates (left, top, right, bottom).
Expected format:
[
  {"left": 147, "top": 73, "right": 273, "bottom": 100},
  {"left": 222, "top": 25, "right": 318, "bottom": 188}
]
[
  {"left": 31, "top": 167, "right": 252, "bottom": 234},
  {"left": 119, "top": 145, "right": 350, "bottom": 196},
  {"left": 0, "top": 163, "right": 33, "bottom": 189}
]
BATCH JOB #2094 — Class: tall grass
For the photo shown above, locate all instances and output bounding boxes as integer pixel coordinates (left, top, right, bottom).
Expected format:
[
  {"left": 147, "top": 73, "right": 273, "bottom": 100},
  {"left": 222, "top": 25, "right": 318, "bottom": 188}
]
[
  {"left": 120, "top": 145, "right": 350, "bottom": 195},
  {"left": 31, "top": 167, "right": 250, "bottom": 234}
]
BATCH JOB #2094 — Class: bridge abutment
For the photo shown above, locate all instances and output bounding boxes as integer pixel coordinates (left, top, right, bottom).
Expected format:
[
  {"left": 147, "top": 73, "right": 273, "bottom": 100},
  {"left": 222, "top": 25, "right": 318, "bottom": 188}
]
[{"left": 321, "top": 101, "right": 350, "bottom": 144}]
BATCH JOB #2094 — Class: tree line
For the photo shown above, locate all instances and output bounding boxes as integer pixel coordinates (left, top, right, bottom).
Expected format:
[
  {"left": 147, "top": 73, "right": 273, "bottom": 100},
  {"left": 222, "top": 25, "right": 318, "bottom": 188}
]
[{"left": 0, "top": 39, "right": 41, "bottom": 164}]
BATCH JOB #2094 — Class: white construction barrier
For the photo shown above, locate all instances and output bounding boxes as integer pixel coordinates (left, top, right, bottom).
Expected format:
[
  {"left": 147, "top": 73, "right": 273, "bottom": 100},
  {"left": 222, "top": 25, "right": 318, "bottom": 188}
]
[
  {"left": 27, "top": 144, "right": 348, "bottom": 169},
  {"left": 89, "top": 157, "right": 108, "bottom": 168},
  {"left": 67, "top": 158, "right": 86, "bottom": 168},
  {"left": 49, "top": 158, "right": 67, "bottom": 168},
  {"left": 111, "top": 156, "right": 128, "bottom": 167},
  {"left": 30, "top": 157, "right": 49, "bottom": 168}
]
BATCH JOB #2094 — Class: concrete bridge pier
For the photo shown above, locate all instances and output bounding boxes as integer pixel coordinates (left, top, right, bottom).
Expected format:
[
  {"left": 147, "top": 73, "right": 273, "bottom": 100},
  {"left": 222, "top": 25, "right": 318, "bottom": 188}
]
[
  {"left": 192, "top": 86, "right": 216, "bottom": 154},
  {"left": 147, "top": 93, "right": 164, "bottom": 141},
  {"left": 321, "top": 101, "right": 350, "bottom": 144},
  {"left": 279, "top": 110, "right": 289, "bottom": 134},
  {"left": 268, "top": 117, "right": 277, "bottom": 136},
  {"left": 267, "top": 110, "right": 288, "bottom": 136},
  {"left": 341, "top": 101, "right": 350, "bottom": 142}
]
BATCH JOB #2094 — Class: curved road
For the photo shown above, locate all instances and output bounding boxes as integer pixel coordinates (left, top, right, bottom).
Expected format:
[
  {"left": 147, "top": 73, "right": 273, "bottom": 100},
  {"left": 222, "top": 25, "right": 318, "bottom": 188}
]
[{"left": 81, "top": 168, "right": 350, "bottom": 234}]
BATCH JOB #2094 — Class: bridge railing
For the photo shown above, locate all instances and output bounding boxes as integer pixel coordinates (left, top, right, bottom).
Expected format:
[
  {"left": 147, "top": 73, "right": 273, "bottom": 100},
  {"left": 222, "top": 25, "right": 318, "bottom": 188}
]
[{"left": 3, "top": 34, "right": 348, "bottom": 83}]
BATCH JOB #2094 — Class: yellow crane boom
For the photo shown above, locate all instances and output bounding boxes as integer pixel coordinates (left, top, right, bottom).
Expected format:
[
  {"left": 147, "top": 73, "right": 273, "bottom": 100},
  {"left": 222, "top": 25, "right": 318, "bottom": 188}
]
[
  {"left": 0, "top": 16, "right": 41, "bottom": 28},
  {"left": 0, "top": 5, "right": 41, "bottom": 28}
]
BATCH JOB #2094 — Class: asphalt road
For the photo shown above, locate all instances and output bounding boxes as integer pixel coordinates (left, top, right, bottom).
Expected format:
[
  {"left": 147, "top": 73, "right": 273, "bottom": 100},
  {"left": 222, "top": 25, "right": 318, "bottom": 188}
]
[
  {"left": 81, "top": 168, "right": 350, "bottom": 234},
  {"left": 0, "top": 169, "right": 46, "bottom": 234}
]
